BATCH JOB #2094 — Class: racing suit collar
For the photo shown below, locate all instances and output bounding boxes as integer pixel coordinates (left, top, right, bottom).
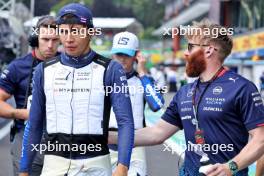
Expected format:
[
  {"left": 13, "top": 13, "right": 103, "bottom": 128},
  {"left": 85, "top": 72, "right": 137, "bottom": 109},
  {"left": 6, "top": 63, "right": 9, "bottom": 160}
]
[{"left": 60, "top": 50, "right": 96, "bottom": 68}]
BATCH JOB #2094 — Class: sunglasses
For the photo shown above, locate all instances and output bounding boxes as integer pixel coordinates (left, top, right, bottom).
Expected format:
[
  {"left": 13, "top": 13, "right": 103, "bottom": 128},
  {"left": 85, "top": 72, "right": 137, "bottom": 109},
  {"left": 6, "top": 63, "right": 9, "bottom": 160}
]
[
  {"left": 187, "top": 43, "right": 208, "bottom": 52},
  {"left": 187, "top": 43, "right": 218, "bottom": 52}
]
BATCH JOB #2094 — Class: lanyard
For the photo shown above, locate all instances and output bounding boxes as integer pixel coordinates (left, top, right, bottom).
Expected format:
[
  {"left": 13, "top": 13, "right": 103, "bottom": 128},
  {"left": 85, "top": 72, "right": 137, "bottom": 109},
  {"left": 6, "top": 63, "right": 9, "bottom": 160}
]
[{"left": 192, "top": 66, "right": 226, "bottom": 130}]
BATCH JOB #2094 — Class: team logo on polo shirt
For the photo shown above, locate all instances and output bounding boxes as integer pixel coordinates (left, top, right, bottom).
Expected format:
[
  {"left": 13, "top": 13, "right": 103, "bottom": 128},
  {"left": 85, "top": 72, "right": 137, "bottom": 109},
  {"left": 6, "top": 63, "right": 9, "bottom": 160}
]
[
  {"left": 187, "top": 88, "right": 194, "bottom": 97},
  {"left": 0, "top": 69, "right": 9, "bottom": 79},
  {"left": 213, "top": 86, "right": 223, "bottom": 95},
  {"left": 191, "top": 118, "right": 198, "bottom": 125},
  {"left": 228, "top": 77, "right": 239, "bottom": 83}
]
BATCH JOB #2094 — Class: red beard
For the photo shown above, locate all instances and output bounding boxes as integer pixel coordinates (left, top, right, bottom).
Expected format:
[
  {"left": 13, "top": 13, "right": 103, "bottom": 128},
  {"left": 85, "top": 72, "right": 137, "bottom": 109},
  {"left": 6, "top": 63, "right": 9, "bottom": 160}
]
[{"left": 184, "top": 48, "right": 206, "bottom": 77}]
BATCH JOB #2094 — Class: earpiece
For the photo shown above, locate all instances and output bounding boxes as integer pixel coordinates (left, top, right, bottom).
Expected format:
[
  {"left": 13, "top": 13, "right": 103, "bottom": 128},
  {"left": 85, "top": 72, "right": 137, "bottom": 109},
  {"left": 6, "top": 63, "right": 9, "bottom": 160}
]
[
  {"left": 28, "top": 27, "right": 39, "bottom": 47},
  {"left": 28, "top": 15, "right": 56, "bottom": 48}
]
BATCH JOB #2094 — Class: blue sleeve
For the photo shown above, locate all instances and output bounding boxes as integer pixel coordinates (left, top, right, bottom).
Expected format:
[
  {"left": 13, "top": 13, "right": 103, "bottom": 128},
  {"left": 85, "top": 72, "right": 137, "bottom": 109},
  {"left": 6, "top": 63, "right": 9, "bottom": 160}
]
[
  {"left": 0, "top": 61, "right": 17, "bottom": 94},
  {"left": 105, "top": 61, "right": 134, "bottom": 167},
  {"left": 237, "top": 82, "right": 264, "bottom": 131},
  {"left": 20, "top": 63, "right": 46, "bottom": 173},
  {"left": 161, "top": 93, "right": 183, "bottom": 129},
  {"left": 140, "top": 75, "right": 164, "bottom": 111}
]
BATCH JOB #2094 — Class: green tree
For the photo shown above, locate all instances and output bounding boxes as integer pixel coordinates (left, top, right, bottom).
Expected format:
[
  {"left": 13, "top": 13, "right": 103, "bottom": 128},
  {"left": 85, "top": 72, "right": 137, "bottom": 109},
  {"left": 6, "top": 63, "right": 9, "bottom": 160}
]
[
  {"left": 49, "top": 0, "right": 164, "bottom": 39},
  {"left": 112, "top": 0, "right": 164, "bottom": 39},
  {"left": 113, "top": 0, "right": 164, "bottom": 28},
  {"left": 51, "top": 0, "right": 164, "bottom": 29},
  {"left": 51, "top": 0, "right": 94, "bottom": 13}
]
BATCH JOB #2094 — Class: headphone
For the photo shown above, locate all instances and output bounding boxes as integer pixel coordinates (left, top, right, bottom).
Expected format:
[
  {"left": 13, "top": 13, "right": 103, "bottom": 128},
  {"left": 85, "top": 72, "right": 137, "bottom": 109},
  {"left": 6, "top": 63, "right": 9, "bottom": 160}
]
[{"left": 28, "top": 15, "right": 56, "bottom": 48}]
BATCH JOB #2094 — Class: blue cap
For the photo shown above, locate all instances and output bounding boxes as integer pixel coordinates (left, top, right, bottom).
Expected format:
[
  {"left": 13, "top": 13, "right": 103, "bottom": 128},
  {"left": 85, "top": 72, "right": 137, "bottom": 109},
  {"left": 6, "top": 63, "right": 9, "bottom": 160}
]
[{"left": 57, "top": 3, "right": 93, "bottom": 28}]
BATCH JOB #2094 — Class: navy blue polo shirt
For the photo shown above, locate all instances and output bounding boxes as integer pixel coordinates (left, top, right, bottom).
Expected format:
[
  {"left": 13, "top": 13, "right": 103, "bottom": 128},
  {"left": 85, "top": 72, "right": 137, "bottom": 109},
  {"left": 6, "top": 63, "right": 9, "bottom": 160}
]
[
  {"left": 0, "top": 53, "right": 42, "bottom": 127},
  {"left": 162, "top": 70, "right": 264, "bottom": 174}
]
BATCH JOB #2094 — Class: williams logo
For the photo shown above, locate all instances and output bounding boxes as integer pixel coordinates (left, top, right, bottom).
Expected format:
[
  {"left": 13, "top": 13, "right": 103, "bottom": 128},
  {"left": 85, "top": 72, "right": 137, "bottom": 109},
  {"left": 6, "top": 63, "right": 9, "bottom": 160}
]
[{"left": 213, "top": 86, "right": 223, "bottom": 95}]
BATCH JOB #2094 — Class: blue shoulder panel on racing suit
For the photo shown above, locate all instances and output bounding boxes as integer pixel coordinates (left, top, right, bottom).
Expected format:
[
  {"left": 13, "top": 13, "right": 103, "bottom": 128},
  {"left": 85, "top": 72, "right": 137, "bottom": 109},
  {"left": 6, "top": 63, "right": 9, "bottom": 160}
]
[
  {"left": 20, "top": 62, "right": 45, "bottom": 173},
  {"left": 139, "top": 75, "right": 164, "bottom": 111},
  {"left": 105, "top": 59, "right": 134, "bottom": 167},
  {"left": 20, "top": 50, "right": 134, "bottom": 172}
]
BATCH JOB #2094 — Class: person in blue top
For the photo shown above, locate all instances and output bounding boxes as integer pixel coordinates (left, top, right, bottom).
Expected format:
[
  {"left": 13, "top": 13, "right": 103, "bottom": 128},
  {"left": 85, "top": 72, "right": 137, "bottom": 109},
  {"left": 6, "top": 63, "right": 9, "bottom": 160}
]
[
  {"left": 108, "top": 31, "right": 164, "bottom": 176},
  {"left": 256, "top": 72, "right": 264, "bottom": 176},
  {"left": 109, "top": 19, "right": 264, "bottom": 176},
  {"left": 0, "top": 16, "right": 60, "bottom": 176},
  {"left": 19, "top": 3, "right": 134, "bottom": 176}
]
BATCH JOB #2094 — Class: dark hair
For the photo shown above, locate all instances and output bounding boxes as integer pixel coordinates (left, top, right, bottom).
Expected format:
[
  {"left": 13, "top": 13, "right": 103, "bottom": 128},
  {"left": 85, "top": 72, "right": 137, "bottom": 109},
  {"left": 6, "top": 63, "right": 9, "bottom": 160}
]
[
  {"left": 186, "top": 19, "right": 233, "bottom": 62},
  {"left": 28, "top": 15, "right": 57, "bottom": 48},
  {"left": 36, "top": 15, "right": 57, "bottom": 29}
]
